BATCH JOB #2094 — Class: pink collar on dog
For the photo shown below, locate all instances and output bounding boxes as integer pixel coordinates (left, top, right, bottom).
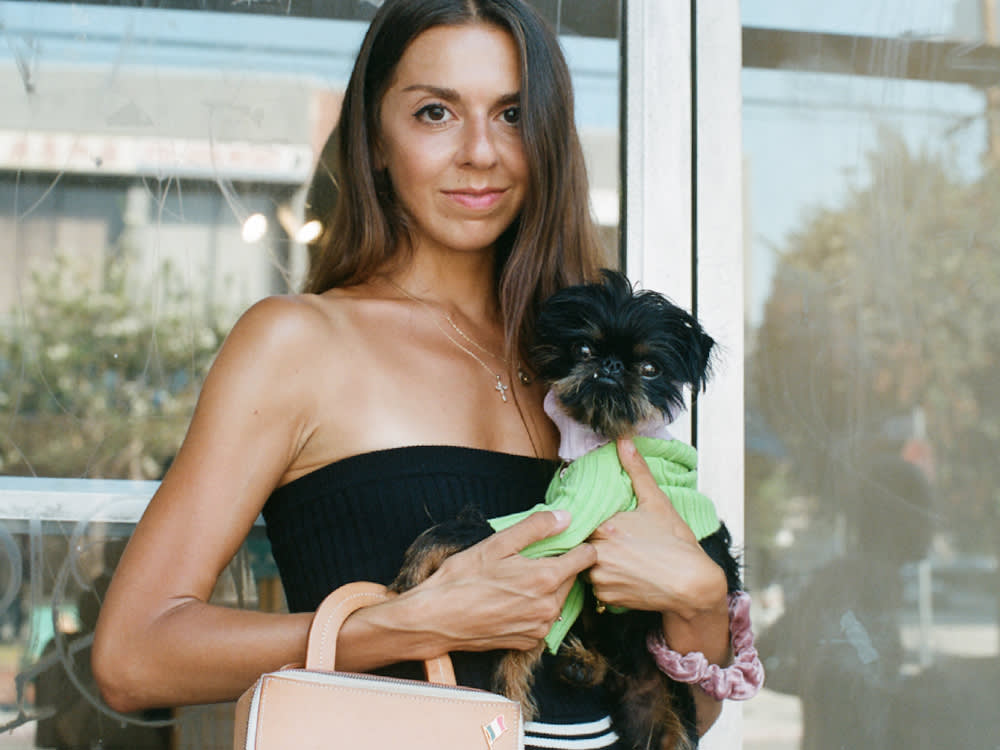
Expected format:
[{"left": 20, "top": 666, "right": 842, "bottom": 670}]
[{"left": 543, "top": 389, "right": 676, "bottom": 462}]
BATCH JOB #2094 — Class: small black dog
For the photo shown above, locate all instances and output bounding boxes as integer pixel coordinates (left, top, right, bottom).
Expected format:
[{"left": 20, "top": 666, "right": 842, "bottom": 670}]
[{"left": 391, "top": 270, "right": 742, "bottom": 750}]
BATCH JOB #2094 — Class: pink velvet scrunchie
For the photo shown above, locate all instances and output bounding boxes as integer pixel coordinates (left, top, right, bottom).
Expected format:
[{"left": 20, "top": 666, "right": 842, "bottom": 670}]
[{"left": 646, "top": 591, "right": 765, "bottom": 701}]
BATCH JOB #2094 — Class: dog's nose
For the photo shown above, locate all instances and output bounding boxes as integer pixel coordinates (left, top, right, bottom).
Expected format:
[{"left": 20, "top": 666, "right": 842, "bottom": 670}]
[{"left": 598, "top": 356, "right": 624, "bottom": 376}]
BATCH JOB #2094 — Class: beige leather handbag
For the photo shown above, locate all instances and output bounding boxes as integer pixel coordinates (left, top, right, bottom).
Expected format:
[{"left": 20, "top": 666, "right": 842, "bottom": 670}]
[{"left": 234, "top": 581, "right": 524, "bottom": 749}]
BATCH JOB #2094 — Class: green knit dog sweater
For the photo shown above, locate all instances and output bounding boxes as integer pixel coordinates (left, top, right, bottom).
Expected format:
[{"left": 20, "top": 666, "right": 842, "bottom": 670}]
[{"left": 489, "top": 436, "right": 721, "bottom": 653}]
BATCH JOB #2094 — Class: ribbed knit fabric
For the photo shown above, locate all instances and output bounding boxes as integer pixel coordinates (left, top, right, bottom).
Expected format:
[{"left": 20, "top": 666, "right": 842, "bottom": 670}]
[
  {"left": 261, "top": 445, "right": 623, "bottom": 743},
  {"left": 263, "top": 446, "right": 555, "bottom": 608},
  {"left": 489, "top": 436, "right": 721, "bottom": 652}
]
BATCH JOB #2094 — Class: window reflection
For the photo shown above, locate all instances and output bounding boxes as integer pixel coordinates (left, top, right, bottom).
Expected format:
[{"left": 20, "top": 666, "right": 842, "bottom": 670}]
[{"left": 742, "top": 1, "right": 1000, "bottom": 748}]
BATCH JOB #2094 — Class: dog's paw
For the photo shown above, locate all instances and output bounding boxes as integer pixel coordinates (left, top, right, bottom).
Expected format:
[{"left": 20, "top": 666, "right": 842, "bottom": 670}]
[{"left": 555, "top": 639, "right": 609, "bottom": 688}]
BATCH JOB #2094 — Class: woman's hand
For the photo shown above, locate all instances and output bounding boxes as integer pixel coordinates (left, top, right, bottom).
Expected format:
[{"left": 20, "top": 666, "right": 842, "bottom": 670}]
[
  {"left": 335, "top": 510, "right": 597, "bottom": 669},
  {"left": 432, "top": 509, "right": 598, "bottom": 648},
  {"left": 586, "top": 438, "right": 727, "bottom": 619},
  {"left": 587, "top": 438, "right": 731, "bottom": 736}
]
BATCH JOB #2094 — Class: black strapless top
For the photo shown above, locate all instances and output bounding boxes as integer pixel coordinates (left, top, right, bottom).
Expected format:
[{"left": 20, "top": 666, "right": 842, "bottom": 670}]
[
  {"left": 262, "top": 445, "right": 623, "bottom": 748},
  {"left": 263, "top": 446, "right": 556, "bottom": 608}
]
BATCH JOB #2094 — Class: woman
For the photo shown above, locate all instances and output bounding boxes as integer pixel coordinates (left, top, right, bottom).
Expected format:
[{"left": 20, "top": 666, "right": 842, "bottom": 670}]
[{"left": 92, "top": 1, "right": 731, "bottom": 747}]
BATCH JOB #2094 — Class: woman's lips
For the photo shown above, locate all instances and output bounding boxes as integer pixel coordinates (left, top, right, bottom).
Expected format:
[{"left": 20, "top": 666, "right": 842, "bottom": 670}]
[{"left": 444, "top": 189, "right": 506, "bottom": 210}]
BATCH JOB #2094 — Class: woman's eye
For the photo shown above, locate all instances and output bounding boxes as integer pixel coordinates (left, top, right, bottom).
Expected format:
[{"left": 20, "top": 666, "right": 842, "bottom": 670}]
[
  {"left": 638, "top": 362, "right": 660, "bottom": 378},
  {"left": 573, "top": 342, "right": 594, "bottom": 360},
  {"left": 501, "top": 106, "right": 521, "bottom": 125},
  {"left": 415, "top": 104, "right": 451, "bottom": 123}
]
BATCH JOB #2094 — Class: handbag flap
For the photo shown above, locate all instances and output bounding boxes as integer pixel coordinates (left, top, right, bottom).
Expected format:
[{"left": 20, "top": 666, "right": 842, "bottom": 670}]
[{"left": 244, "top": 671, "right": 522, "bottom": 749}]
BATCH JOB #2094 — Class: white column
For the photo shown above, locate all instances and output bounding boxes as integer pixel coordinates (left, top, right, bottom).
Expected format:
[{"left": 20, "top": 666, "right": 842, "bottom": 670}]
[
  {"left": 623, "top": 0, "right": 694, "bottom": 442},
  {"left": 694, "top": 1, "right": 746, "bottom": 748},
  {"left": 624, "top": 1, "right": 746, "bottom": 747}
]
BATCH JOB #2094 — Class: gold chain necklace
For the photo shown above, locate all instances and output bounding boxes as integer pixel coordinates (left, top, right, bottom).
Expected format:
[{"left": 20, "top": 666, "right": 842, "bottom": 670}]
[
  {"left": 387, "top": 278, "right": 514, "bottom": 402},
  {"left": 445, "top": 313, "right": 533, "bottom": 386}
]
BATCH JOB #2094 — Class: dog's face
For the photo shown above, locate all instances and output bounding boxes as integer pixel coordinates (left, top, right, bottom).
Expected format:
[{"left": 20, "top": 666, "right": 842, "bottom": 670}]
[{"left": 530, "top": 270, "right": 715, "bottom": 439}]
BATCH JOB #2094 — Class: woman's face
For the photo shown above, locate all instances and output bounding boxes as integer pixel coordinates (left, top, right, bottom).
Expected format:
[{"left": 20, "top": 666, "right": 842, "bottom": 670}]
[{"left": 377, "top": 23, "right": 528, "bottom": 258}]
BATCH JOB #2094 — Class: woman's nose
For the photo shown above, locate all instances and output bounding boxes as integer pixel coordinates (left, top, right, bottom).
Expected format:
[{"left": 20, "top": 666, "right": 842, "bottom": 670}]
[{"left": 459, "top": 118, "right": 499, "bottom": 169}]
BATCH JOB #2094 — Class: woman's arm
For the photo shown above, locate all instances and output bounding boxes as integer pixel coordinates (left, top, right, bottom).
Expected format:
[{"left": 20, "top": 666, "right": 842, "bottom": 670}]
[
  {"left": 92, "top": 296, "right": 328, "bottom": 711},
  {"left": 585, "top": 438, "right": 731, "bottom": 736},
  {"left": 93, "top": 296, "right": 595, "bottom": 712},
  {"left": 335, "top": 509, "right": 596, "bottom": 671}
]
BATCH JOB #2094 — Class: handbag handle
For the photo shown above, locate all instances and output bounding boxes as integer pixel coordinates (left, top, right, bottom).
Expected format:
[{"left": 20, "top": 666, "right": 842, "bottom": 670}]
[{"left": 305, "top": 581, "right": 457, "bottom": 686}]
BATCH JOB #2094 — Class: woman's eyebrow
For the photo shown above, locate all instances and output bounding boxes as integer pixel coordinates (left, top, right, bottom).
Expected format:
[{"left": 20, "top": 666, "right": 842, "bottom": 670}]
[
  {"left": 496, "top": 92, "right": 521, "bottom": 107},
  {"left": 401, "top": 84, "right": 461, "bottom": 100},
  {"left": 401, "top": 84, "right": 521, "bottom": 106}
]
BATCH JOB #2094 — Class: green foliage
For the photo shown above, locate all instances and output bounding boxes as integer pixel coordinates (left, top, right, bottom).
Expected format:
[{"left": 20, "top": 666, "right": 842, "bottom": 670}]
[
  {"left": 750, "top": 130, "right": 1000, "bottom": 548},
  {"left": 0, "top": 249, "right": 232, "bottom": 479}
]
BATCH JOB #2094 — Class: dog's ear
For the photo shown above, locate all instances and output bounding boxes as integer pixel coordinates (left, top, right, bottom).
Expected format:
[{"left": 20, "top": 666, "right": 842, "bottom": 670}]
[
  {"left": 599, "top": 268, "right": 634, "bottom": 297},
  {"left": 647, "top": 295, "right": 716, "bottom": 394},
  {"left": 688, "top": 324, "right": 715, "bottom": 393}
]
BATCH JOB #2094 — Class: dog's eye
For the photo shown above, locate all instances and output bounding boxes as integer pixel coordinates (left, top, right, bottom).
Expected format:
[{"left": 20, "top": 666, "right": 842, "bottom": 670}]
[
  {"left": 573, "top": 342, "right": 594, "bottom": 360},
  {"left": 638, "top": 361, "right": 660, "bottom": 379}
]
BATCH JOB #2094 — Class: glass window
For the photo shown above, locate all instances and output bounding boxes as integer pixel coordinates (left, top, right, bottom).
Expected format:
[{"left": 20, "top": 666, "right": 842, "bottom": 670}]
[
  {"left": 0, "top": 1, "right": 621, "bottom": 745},
  {"left": 743, "top": 1, "right": 999, "bottom": 747}
]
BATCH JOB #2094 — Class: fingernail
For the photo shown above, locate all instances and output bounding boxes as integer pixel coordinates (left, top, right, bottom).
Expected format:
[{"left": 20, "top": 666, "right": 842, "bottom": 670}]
[
  {"left": 552, "top": 509, "right": 570, "bottom": 524},
  {"left": 618, "top": 438, "right": 636, "bottom": 457}
]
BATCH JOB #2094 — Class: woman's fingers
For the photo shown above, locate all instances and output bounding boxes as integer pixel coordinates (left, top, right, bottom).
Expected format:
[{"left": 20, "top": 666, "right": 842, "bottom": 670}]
[
  {"left": 614, "top": 438, "right": 697, "bottom": 542},
  {"left": 580, "top": 438, "right": 724, "bottom": 613},
  {"left": 547, "top": 542, "right": 597, "bottom": 598},
  {"left": 477, "top": 510, "right": 597, "bottom": 590},
  {"left": 615, "top": 437, "right": 662, "bottom": 506},
  {"left": 486, "top": 509, "right": 571, "bottom": 557},
  {"left": 416, "top": 510, "right": 595, "bottom": 651}
]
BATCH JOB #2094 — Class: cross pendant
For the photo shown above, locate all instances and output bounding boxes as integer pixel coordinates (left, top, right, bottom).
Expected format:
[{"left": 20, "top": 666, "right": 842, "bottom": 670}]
[{"left": 495, "top": 375, "right": 509, "bottom": 402}]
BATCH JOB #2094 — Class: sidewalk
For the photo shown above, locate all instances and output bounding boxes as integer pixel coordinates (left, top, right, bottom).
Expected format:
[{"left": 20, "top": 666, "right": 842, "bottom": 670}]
[{"left": 744, "top": 689, "right": 801, "bottom": 750}]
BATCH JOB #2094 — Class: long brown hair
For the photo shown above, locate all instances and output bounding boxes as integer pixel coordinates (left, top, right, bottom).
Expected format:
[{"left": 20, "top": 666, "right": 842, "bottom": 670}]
[{"left": 303, "top": 0, "right": 607, "bottom": 362}]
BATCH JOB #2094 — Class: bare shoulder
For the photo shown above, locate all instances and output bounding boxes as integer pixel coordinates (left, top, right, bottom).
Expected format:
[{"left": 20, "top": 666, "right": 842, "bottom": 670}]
[
  {"left": 225, "top": 293, "right": 340, "bottom": 353},
  {"left": 211, "top": 293, "right": 364, "bottom": 380},
  {"left": 153, "top": 293, "right": 364, "bottom": 500},
  {"left": 191, "top": 294, "right": 354, "bottom": 436},
  {"left": 198, "top": 290, "right": 383, "bottom": 467}
]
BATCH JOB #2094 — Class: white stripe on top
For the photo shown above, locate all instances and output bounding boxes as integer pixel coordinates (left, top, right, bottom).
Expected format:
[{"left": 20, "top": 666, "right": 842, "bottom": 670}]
[
  {"left": 525, "top": 717, "right": 614, "bottom": 736},
  {"left": 525, "top": 716, "right": 619, "bottom": 749},
  {"left": 524, "top": 732, "right": 619, "bottom": 750}
]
